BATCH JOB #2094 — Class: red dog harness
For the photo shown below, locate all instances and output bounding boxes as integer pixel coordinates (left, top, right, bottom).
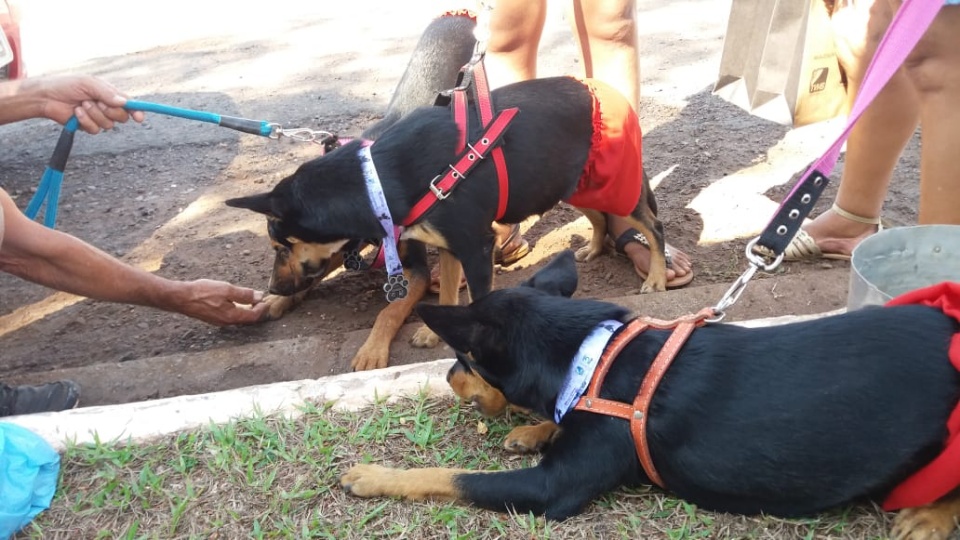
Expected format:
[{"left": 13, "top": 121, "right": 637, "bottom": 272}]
[
  {"left": 573, "top": 307, "right": 715, "bottom": 488},
  {"left": 401, "top": 59, "right": 517, "bottom": 227}
]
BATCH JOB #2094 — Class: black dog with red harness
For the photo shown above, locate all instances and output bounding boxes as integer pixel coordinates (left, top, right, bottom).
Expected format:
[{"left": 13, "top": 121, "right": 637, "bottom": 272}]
[{"left": 341, "top": 251, "right": 960, "bottom": 540}]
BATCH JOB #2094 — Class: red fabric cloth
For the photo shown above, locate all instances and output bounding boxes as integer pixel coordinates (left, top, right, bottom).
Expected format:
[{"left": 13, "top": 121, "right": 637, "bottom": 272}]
[
  {"left": 564, "top": 78, "right": 644, "bottom": 217},
  {"left": 882, "top": 282, "right": 960, "bottom": 510}
]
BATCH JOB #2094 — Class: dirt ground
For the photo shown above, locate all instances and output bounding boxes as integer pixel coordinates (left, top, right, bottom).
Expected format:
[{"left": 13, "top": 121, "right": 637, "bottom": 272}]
[{"left": 0, "top": 1, "right": 923, "bottom": 406}]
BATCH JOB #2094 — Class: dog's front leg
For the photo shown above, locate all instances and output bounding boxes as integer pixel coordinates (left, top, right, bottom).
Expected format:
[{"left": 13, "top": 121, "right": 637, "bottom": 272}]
[
  {"left": 891, "top": 489, "right": 960, "bottom": 540},
  {"left": 411, "top": 248, "right": 461, "bottom": 348},
  {"left": 351, "top": 267, "right": 428, "bottom": 371},
  {"left": 341, "top": 462, "right": 601, "bottom": 520},
  {"left": 504, "top": 421, "right": 561, "bottom": 454}
]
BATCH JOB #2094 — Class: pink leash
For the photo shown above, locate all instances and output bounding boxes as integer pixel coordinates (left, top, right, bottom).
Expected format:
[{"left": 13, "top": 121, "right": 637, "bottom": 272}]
[{"left": 713, "top": 0, "right": 944, "bottom": 320}]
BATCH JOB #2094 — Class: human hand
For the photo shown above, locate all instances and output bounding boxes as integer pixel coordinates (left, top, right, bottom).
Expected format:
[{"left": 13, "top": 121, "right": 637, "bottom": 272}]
[
  {"left": 171, "top": 279, "right": 270, "bottom": 326},
  {"left": 26, "top": 75, "right": 145, "bottom": 134}
]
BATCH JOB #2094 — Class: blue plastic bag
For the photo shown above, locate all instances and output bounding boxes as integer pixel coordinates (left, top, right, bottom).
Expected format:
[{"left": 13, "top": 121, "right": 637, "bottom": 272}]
[{"left": 0, "top": 423, "right": 60, "bottom": 539}]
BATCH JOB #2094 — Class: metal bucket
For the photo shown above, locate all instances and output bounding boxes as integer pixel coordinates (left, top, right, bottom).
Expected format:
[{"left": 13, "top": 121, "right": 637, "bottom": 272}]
[{"left": 848, "top": 225, "right": 960, "bottom": 310}]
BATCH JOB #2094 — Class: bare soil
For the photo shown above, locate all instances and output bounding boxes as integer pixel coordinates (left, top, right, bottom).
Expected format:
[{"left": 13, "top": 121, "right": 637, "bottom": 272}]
[{"left": 0, "top": 2, "right": 924, "bottom": 407}]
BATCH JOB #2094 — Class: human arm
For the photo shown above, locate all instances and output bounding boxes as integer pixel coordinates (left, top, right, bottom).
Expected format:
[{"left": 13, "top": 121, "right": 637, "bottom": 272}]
[
  {"left": 0, "top": 189, "right": 268, "bottom": 325},
  {"left": 0, "top": 75, "right": 145, "bottom": 134}
]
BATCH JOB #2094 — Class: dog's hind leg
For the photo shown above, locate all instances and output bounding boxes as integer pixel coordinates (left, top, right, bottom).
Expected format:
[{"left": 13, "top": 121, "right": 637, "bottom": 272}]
[
  {"left": 573, "top": 207, "right": 608, "bottom": 263},
  {"left": 891, "top": 489, "right": 960, "bottom": 540},
  {"left": 411, "top": 248, "right": 461, "bottom": 348}
]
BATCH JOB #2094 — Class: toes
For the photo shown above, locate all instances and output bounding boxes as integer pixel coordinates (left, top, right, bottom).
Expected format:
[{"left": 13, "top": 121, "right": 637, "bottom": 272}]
[{"left": 411, "top": 326, "right": 441, "bottom": 348}]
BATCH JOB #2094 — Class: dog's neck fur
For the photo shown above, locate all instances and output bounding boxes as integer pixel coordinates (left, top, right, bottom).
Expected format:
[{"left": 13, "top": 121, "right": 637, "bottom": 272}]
[{"left": 494, "top": 296, "right": 632, "bottom": 418}]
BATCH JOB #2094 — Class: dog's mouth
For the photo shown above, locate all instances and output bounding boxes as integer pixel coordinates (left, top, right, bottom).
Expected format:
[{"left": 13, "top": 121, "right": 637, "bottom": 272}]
[{"left": 269, "top": 252, "right": 343, "bottom": 296}]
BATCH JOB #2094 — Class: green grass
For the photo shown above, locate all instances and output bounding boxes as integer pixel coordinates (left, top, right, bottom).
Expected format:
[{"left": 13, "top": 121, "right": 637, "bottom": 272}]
[{"left": 20, "top": 391, "right": 896, "bottom": 539}]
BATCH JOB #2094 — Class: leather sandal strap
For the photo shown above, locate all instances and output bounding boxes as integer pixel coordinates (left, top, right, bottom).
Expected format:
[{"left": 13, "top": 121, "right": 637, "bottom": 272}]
[{"left": 831, "top": 203, "right": 881, "bottom": 226}]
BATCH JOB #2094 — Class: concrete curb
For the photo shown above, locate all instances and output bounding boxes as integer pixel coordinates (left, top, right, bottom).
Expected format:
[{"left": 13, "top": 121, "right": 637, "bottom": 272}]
[{"left": 7, "top": 310, "right": 842, "bottom": 452}]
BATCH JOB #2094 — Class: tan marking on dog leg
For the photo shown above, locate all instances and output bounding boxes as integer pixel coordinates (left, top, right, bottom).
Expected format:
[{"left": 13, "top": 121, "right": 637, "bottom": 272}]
[
  {"left": 352, "top": 269, "right": 428, "bottom": 371},
  {"left": 340, "top": 464, "right": 466, "bottom": 500},
  {"left": 412, "top": 248, "right": 460, "bottom": 348},
  {"left": 622, "top": 215, "right": 668, "bottom": 293},
  {"left": 574, "top": 207, "right": 608, "bottom": 262},
  {"left": 892, "top": 490, "right": 960, "bottom": 540},
  {"left": 261, "top": 290, "right": 308, "bottom": 321},
  {"left": 447, "top": 364, "right": 509, "bottom": 416},
  {"left": 504, "top": 421, "right": 561, "bottom": 454}
]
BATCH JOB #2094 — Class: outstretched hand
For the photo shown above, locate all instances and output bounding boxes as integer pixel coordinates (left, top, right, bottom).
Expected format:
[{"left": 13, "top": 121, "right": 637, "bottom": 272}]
[
  {"left": 30, "top": 75, "right": 145, "bottom": 134},
  {"left": 173, "top": 279, "right": 270, "bottom": 326}
]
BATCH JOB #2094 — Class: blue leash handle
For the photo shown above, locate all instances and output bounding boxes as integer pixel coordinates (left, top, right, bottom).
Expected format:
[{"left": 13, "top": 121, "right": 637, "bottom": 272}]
[
  {"left": 124, "top": 100, "right": 274, "bottom": 137},
  {"left": 26, "top": 101, "right": 276, "bottom": 228},
  {"left": 24, "top": 117, "right": 78, "bottom": 227}
]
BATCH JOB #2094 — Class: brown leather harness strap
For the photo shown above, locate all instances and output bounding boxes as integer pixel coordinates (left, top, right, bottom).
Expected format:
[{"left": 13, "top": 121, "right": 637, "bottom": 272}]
[{"left": 573, "top": 307, "right": 715, "bottom": 488}]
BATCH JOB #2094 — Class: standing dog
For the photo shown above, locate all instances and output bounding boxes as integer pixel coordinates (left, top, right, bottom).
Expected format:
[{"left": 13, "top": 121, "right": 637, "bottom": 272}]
[
  {"left": 340, "top": 251, "right": 960, "bottom": 540},
  {"left": 239, "top": 12, "right": 477, "bottom": 371},
  {"left": 227, "top": 73, "right": 667, "bottom": 355}
]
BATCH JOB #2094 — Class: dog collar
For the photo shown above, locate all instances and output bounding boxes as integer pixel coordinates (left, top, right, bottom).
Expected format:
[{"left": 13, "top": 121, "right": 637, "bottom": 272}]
[
  {"left": 358, "top": 142, "right": 408, "bottom": 302},
  {"left": 554, "top": 320, "right": 624, "bottom": 423}
]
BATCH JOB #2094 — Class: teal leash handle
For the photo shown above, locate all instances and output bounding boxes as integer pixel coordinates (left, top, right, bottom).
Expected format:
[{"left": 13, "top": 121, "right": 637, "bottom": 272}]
[
  {"left": 26, "top": 101, "right": 278, "bottom": 228},
  {"left": 124, "top": 100, "right": 275, "bottom": 137},
  {"left": 24, "top": 117, "right": 79, "bottom": 228}
]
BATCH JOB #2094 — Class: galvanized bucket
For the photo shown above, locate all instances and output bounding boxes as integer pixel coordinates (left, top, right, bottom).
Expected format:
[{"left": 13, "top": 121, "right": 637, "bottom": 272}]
[{"left": 848, "top": 225, "right": 960, "bottom": 310}]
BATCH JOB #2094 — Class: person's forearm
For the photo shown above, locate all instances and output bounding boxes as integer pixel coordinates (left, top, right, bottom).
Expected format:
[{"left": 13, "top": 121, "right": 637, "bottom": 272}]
[
  {"left": 0, "top": 225, "right": 179, "bottom": 310},
  {"left": 0, "top": 79, "right": 46, "bottom": 125}
]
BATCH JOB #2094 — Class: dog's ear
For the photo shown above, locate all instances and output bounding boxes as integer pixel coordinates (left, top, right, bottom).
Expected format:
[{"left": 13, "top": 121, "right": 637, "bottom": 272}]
[
  {"left": 520, "top": 250, "right": 578, "bottom": 297},
  {"left": 416, "top": 303, "right": 482, "bottom": 353},
  {"left": 224, "top": 192, "right": 279, "bottom": 218}
]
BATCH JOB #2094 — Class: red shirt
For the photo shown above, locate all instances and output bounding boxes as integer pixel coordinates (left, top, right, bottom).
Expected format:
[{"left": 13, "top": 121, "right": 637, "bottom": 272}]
[{"left": 883, "top": 282, "right": 960, "bottom": 510}]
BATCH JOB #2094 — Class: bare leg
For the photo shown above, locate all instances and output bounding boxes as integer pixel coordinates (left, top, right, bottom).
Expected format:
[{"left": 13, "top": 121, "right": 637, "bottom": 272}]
[
  {"left": 567, "top": 0, "right": 692, "bottom": 280},
  {"left": 483, "top": 0, "right": 547, "bottom": 87},
  {"left": 897, "top": 2, "right": 960, "bottom": 225},
  {"left": 798, "top": 0, "right": 920, "bottom": 258}
]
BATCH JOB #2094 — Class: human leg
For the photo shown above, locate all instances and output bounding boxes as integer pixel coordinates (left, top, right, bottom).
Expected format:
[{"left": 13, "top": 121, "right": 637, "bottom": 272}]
[
  {"left": 568, "top": 0, "right": 692, "bottom": 282},
  {"left": 483, "top": 0, "right": 547, "bottom": 87},
  {"left": 787, "top": 0, "right": 920, "bottom": 260},
  {"left": 897, "top": 2, "right": 960, "bottom": 225},
  {"left": 0, "top": 380, "right": 80, "bottom": 416}
]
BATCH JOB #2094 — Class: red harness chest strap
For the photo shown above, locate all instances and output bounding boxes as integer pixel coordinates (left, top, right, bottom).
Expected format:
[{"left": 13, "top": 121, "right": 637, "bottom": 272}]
[
  {"left": 401, "top": 106, "right": 519, "bottom": 227},
  {"left": 573, "top": 307, "right": 715, "bottom": 488}
]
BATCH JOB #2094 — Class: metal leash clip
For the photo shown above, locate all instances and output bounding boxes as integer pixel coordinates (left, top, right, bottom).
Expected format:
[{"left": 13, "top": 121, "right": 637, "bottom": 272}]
[
  {"left": 267, "top": 124, "right": 335, "bottom": 145},
  {"left": 708, "top": 238, "right": 784, "bottom": 323}
]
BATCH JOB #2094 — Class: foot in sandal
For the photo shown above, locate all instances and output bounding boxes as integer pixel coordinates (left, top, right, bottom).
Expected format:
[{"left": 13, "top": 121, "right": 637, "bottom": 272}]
[
  {"left": 606, "top": 215, "right": 693, "bottom": 289},
  {"left": 784, "top": 204, "right": 883, "bottom": 262}
]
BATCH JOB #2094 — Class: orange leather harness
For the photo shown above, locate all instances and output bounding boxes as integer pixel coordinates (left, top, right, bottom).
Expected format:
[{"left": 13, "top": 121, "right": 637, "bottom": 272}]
[{"left": 573, "top": 307, "right": 715, "bottom": 488}]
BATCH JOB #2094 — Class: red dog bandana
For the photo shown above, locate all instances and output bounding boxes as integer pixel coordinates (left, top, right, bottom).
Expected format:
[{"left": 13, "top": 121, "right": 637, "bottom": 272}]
[
  {"left": 564, "top": 78, "right": 644, "bottom": 217},
  {"left": 883, "top": 281, "right": 960, "bottom": 510}
]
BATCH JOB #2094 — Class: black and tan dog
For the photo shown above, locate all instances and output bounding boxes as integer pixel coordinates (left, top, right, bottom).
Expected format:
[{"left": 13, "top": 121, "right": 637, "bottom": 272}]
[
  {"left": 226, "top": 72, "right": 668, "bottom": 362},
  {"left": 340, "top": 251, "right": 960, "bottom": 540},
  {"left": 229, "top": 12, "right": 478, "bottom": 371}
]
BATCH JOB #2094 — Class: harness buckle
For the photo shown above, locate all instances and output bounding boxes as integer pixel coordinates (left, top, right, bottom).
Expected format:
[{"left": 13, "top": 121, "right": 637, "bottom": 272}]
[{"left": 429, "top": 175, "right": 450, "bottom": 200}]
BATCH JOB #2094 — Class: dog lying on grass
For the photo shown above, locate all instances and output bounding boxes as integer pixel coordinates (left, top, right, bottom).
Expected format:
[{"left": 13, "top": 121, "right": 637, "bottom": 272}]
[{"left": 341, "top": 251, "right": 960, "bottom": 540}]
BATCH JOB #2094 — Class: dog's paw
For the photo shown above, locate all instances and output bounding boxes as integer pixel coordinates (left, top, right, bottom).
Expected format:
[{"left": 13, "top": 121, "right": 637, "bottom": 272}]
[
  {"left": 260, "top": 294, "right": 297, "bottom": 321},
  {"left": 892, "top": 506, "right": 959, "bottom": 540},
  {"left": 411, "top": 325, "right": 441, "bottom": 348},
  {"left": 575, "top": 245, "right": 602, "bottom": 263},
  {"left": 639, "top": 276, "right": 667, "bottom": 294},
  {"left": 351, "top": 348, "right": 388, "bottom": 371},
  {"left": 340, "top": 464, "right": 399, "bottom": 498},
  {"left": 503, "top": 422, "right": 561, "bottom": 454}
]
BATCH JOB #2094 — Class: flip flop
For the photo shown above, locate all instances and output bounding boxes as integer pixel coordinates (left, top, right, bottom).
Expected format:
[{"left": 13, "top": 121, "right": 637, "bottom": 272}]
[
  {"left": 611, "top": 228, "right": 694, "bottom": 289},
  {"left": 429, "top": 224, "right": 530, "bottom": 294}
]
